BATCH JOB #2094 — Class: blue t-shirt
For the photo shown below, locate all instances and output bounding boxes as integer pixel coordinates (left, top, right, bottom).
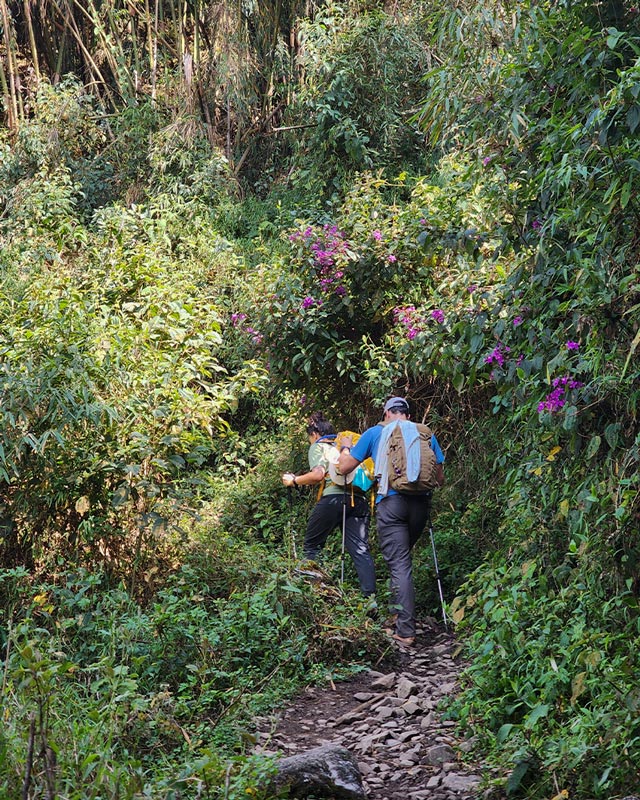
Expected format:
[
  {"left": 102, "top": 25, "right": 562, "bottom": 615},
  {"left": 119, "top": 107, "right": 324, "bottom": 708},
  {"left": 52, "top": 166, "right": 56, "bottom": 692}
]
[{"left": 350, "top": 423, "right": 444, "bottom": 502}]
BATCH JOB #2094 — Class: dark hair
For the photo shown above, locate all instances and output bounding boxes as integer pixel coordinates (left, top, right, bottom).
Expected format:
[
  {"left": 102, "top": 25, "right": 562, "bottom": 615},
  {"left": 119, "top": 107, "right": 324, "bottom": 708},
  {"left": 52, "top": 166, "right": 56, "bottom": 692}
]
[{"left": 306, "top": 411, "right": 335, "bottom": 437}]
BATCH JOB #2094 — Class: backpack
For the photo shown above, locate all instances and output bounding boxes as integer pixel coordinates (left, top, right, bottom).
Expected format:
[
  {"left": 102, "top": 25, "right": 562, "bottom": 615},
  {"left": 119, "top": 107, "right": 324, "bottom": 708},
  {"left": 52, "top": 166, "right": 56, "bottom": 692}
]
[
  {"left": 317, "top": 432, "right": 375, "bottom": 506},
  {"left": 382, "top": 420, "right": 439, "bottom": 493}
]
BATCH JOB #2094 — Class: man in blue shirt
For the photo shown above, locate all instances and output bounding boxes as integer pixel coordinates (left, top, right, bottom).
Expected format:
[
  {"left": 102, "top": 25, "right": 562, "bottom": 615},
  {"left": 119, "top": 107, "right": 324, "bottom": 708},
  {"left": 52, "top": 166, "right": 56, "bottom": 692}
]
[{"left": 338, "top": 397, "right": 445, "bottom": 645}]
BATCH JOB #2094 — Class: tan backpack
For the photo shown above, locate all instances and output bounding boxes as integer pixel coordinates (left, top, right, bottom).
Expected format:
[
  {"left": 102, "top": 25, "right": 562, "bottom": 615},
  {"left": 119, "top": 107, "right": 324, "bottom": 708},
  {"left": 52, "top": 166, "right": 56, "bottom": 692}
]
[{"left": 383, "top": 421, "right": 439, "bottom": 493}]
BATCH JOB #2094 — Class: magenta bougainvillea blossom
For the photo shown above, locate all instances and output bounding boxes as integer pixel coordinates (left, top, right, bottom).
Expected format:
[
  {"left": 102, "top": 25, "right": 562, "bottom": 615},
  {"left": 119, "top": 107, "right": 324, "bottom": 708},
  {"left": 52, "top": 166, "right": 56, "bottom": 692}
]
[
  {"left": 387, "top": 254, "right": 397, "bottom": 263},
  {"left": 244, "top": 326, "right": 263, "bottom": 344},
  {"left": 393, "top": 305, "right": 445, "bottom": 338},
  {"left": 290, "top": 223, "right": 352, "bottom": 299},
  {"left": 302, "top": 296, "right": 320, "bottom": 309},
  {"left": 566, "top": 340, "right": 580, "bottom": 350},
  {"left": 393, "top": 305, "right": 416, "bottom": 321},
  {"left": 372, "top": 230, "right": 382, "bottom": 240},
  {"left": 537, "top": 375, "right": 584, "bottom": 413},
  {"left": 485, "top": 343, "right": 511, "bottom": 368},
  {"left": 393, "top": 305, "right": 422, "bottom": 340},
  {"left": 231, "top": 312, "right": 263, "bottom": 344},
  {"left": 513, "top": 315, "right": 523, "bottom": 327},
  {"left": 289, "top": 226, "right": 314, "bottom": 242}
]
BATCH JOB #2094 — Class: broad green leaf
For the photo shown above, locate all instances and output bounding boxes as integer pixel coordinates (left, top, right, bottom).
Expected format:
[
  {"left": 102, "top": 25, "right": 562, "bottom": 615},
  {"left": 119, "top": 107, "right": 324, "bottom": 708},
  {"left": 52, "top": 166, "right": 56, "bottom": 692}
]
[
  {"left": 586, "top": 435, "right": 601, "bottom": 459},
  {"left": 507, "top": 760, "right": 531, "bottom": 795},
  {"left": 496, "top": 723, "right": 514, "bottom": 744},
  {"left": 524, "top": 703, "right": 550, "bottom": 729}
]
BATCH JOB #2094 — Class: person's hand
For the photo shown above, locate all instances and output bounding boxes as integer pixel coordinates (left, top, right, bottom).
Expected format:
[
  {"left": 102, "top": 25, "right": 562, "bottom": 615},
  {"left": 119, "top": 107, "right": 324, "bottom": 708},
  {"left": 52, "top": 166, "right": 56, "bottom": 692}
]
[{"left": 282, "top": 472, "right": 297, "bottom": 487}]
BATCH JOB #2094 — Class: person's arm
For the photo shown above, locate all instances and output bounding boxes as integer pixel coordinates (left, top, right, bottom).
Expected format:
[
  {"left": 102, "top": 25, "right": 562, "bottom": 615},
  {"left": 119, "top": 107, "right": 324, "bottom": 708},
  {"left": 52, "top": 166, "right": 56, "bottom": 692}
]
[
  {"left": 337, "top": 450, "right": 360, "bottom": 476},
  {"left": 282, "top": 465, "right": 325, "bottom": 488},
  {"left": 283, "top": 440, "right": 329, "bottom": 487},
  {"left": 431, "top": 435, "right": 445, "bottom": 487},
  {"left": 337, "top": 427, "right": 376, "bottom": 475}
]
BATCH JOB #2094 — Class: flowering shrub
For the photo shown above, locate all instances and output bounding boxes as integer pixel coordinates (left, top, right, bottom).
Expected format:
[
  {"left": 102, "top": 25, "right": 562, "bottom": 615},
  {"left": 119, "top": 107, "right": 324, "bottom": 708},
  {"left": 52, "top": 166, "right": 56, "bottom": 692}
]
[
  {"left": 393, "top": 305, "right": 422, "bottom": 340},
  {"left": 484, "top": 342, "right": 511, "bottom": 369},
  {"left": 289, "top": 224, "right": 352, "bottom": 298},
  {"left": 537, "top": 375, "right": 584, "bottom": 413}
]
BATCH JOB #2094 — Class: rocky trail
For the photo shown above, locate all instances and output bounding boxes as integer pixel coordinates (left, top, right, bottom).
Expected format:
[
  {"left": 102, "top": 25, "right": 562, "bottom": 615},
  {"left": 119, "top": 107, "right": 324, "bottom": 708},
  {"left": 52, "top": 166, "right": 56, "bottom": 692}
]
[{"left": 253, "top": 617, "right": 494, "bottom": 800}]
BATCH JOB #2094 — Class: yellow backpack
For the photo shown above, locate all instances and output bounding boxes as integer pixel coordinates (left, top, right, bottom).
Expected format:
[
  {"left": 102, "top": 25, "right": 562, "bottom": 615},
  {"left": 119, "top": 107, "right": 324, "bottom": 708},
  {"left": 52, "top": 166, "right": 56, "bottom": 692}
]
[{"left": 317, "top": 431, "right": 375, "bottom": 507}]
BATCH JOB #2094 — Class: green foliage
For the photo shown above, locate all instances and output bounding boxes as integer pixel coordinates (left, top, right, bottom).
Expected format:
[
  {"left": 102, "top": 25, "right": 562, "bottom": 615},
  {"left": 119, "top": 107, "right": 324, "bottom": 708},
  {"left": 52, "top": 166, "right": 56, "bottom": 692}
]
[
  {"left": 450, "top": 556, "right": 640, "bottom": 797},
  {"left": 0, "top": 119, "right": 267, "bottom": 575},
  {"left": 291, "top": 4, "right": 432, "bottom": 188},
  {"left": 2, "top": 1, "right": 640, "bottom": 798},
  {"left": 0, "top": 559, "right": 383, "bottom": 799},
  {"left": 0, "top": 78, "right": 114, "bottom": 216}
]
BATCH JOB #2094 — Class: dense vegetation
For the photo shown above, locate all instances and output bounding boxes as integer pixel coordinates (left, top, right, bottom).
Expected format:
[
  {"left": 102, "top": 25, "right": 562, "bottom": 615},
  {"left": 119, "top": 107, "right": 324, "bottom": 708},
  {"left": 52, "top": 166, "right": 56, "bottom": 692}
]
[{"left": 1, "top": 0, "right": 639, "bottom": 797}]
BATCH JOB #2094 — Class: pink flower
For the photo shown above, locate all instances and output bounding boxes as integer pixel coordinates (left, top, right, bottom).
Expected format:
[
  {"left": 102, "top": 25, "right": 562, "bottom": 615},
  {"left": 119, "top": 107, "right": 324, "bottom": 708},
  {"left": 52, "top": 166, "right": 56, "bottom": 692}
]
[
  {"left": 372, "top": 230, "right": 382, "bottom": 240},
  {"left": 482, "top": 156, "right": 492, "bottom": 166},
  {"left": 566, "top": 341, "right": 580, "bottom": 350},
  {"left": 431, "top": 309, "right": 445, "bottom": 324},
  {"left": 485, "top": 343, "right": 511, "bottom": 368},
  {"left": 513, "top": 315, "right": 523, "bottom": 327},
  {"left": 387, "top": 254, "right": 397, "bottom": 263},
  {"left": 538, "top": 375, "right": 584, "bottom": 413}
]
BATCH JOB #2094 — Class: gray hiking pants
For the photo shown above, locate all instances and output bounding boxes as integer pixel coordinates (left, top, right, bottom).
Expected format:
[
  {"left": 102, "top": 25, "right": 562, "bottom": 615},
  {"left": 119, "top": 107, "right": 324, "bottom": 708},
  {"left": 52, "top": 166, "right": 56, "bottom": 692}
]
[
  {"left": 304, "top": 493, "right": 376, "bottom": 596},
  {"left": 376, "top": 493, "right": 432, "bottom": 638}
]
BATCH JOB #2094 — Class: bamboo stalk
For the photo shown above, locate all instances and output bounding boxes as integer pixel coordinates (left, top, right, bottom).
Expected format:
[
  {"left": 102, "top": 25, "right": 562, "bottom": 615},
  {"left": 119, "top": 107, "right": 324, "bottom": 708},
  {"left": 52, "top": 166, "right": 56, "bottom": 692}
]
[
  {"left": 193, "top": 0, "right": 199, "bottom": 66},
  {"left": 143, "top": 0, "right": 157, "bottom": 102},
  {"left": 127, "top": 0, "right": 141, "bottom": 94},
  {"left": 23, "top": 0, "right": 41, "bottom": 81},
  {"left": 0, "top": 46, "right": 12, "bottom": 129},
  {"left": 0, "top": 0, "right": 20, "bottom": 130},
  {"left": 53, "top": 9, "right": 69, "bottom": 83},
  {"left": 49, "top": 0, "right": 118, "bottom": 107},
  {"left": 72, "top": 0, "right": 135, "bottom": 100}
]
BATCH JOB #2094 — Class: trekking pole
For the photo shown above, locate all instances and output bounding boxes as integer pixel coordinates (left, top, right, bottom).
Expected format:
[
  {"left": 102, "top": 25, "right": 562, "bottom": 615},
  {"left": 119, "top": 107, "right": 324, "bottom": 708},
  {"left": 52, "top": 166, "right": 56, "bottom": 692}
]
[
  {"left": 428, "top": 517, "right": 448, "bottom": 629},
  {"left": 340, "top": 480, "right": 347, "bottom": 584},
  {"left": 287, "top": 486, "right": 298, "bottom": 562}
]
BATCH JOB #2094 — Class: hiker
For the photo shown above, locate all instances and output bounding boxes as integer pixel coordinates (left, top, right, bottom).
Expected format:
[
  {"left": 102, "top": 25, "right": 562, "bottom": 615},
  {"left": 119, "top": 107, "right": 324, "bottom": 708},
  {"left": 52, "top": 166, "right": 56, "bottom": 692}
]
[
  {"left": 282, "top": 411, "right": 376, "bottom": 598},
  {"left": 337, "top": 397, "right": 445, "bottom": 645}
]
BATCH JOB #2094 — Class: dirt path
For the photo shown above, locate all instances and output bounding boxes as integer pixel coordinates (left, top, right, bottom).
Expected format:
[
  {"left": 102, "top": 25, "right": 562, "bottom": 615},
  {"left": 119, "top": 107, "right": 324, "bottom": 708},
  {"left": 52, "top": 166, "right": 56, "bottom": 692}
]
[{"left": 253, "top": 618, "right": 493, "bottom": 799}]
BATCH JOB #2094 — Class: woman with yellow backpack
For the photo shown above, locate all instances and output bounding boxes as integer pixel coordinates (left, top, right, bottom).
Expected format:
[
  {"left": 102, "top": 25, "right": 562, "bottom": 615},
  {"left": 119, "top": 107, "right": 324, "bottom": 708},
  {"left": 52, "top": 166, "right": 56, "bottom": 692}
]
[{"left": 282, "top": 411, "right": 376, "bottom": 599}]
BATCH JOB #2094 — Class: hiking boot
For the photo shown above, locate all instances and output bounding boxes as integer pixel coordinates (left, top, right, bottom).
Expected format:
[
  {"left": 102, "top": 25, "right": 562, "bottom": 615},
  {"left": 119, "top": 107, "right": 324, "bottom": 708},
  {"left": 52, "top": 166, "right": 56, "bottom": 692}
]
[
  {"left": 393, "top": 634, "right": 416, "bottom": 647},
  {"left": 383, "top": 627, "right": 415, "bottom": 647}
]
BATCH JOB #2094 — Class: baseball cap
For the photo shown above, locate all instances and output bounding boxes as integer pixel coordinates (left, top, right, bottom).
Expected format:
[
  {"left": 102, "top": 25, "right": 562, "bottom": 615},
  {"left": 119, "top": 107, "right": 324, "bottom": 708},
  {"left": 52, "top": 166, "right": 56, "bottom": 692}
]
[{"left": 383, "top": 396, "right": 410, "bottom": 414}]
